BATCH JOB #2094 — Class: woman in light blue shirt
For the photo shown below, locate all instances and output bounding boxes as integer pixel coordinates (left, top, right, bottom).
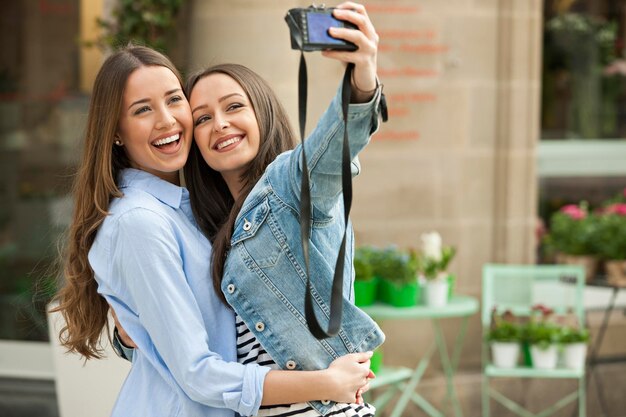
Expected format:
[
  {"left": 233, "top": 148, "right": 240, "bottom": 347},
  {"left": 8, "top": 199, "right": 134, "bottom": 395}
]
[
  {"left": 52, "top": 43, "right": 373, "bottom": 416},
  {"left": 184, "top": 3, "right": 385, "bottom": 416}
]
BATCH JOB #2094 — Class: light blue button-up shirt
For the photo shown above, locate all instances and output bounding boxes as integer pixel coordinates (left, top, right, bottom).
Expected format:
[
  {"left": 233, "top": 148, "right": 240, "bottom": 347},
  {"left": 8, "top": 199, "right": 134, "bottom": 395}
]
[{"left": 89, "top": 168, "right": 270, "bottom": 417}]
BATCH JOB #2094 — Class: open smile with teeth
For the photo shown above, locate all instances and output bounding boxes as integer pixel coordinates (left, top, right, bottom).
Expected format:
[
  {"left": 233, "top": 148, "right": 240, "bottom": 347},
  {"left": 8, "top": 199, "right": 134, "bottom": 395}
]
[
  {"left": 153, "top": 133, "right": 180, "bottom": 147},
  {"left": 216, "top": 136, "right": 243, "bottom": 150}
]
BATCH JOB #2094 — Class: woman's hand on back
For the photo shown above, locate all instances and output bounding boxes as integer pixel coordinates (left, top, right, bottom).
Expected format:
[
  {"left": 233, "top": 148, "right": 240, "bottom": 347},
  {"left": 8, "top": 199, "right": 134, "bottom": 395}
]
[{"left": 322, "top": 2, "right": 379, "bottom": 102}]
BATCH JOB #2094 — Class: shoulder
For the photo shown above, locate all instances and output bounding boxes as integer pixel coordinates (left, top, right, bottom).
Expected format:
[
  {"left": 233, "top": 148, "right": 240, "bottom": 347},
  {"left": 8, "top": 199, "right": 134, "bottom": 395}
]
[{"left": 106, "top": 191, "right": 177, "bottom": 238}]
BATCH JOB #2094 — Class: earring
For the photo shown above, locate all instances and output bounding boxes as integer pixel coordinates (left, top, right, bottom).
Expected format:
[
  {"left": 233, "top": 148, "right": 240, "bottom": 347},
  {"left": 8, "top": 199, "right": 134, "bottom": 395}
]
[{"left": 114, "top": 138, "right": 123, "bottom": 146}]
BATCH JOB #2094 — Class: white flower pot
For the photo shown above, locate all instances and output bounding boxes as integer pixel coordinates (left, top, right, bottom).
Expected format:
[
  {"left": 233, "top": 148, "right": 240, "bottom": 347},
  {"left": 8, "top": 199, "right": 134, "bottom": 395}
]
[
  {"left": 563, "top": 343, "right": 587, "bottom": 370},
  {"left": 530, "top": 344, "right": 559, "bottom": 369},
  {"left": 491, "top": 342, "right": 520, "bottom": 368},
  {"left": 424, "top": 279, "right": 449, "bottom": 307}
]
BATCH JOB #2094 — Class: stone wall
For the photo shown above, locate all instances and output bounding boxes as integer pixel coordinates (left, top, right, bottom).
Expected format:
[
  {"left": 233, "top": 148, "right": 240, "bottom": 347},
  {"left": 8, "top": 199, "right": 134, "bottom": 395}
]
[{"left": 188, "top": 0, "right": 541, "bottom": 373}]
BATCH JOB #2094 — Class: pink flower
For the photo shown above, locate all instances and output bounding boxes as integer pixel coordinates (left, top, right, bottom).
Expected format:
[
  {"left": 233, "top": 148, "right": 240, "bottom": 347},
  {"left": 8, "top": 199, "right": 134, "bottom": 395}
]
[
  {"left": 560, "top": 204, "right": 586, "bottom": 220},
  {"left": 604, "top": 60, "right": 626, "bottom": 76},
  {"left": 605, "top": 203, "right": 626, "bottom": 216}
]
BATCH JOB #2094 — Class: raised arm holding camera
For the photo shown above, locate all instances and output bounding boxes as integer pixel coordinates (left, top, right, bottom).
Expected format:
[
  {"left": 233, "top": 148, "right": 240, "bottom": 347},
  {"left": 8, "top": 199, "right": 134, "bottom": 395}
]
[{"left": 184, "top": 2, "right": 386, "bottom": 415}]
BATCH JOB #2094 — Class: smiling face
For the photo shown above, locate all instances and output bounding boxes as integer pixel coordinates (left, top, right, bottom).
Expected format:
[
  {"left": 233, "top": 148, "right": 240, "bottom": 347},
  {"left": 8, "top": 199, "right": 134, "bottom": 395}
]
[
  {"left": 117, "top": 65, "right": 193, "bottom": 184},
  {"left": 190, "top": 73, "right": 261, "bottom": 196}
]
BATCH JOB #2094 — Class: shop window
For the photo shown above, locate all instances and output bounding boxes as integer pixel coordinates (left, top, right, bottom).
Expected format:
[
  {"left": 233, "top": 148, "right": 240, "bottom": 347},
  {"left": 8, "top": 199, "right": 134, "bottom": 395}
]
[
  {"left": 0, "top": 0, "right": 83, "bottom": 342},
  {"left": 539, "top": 0, "right": 626, "bottom": 239}
]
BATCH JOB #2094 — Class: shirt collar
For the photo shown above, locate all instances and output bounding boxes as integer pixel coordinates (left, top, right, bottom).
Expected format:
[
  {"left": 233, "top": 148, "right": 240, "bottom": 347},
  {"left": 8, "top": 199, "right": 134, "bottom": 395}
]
[{"left": 118, "top": 168, "right": 184, "bottom": 209}]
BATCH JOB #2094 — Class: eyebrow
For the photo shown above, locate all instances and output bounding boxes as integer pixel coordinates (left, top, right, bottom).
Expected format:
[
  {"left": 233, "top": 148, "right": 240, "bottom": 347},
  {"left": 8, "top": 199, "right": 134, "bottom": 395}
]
[
  {"left": 191, "top": 93, "right": 245, "bottom": 115},
  {"left": 128, "top": 88, "right": 182, "bottom": 110}
]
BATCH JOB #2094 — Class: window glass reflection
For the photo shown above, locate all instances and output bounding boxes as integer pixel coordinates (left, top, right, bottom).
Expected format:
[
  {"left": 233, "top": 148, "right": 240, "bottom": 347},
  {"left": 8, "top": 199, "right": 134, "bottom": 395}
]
[{"left": 0, "top": 0, "right": 82, "bottom": 342}]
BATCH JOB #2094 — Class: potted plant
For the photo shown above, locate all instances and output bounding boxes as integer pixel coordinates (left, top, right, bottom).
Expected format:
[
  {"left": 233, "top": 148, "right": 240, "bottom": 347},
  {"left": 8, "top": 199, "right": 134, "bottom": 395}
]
[
  {"left": 371, "top": 246, "right": 420, "bottom": 307},
  {"left": 415, "top": 232, "right": 456, "bottom": 307},
  {"left": 544, "top": 203, "right": 599, "bottom": 282},
  {"left": 353, "top": 247, "right": 378, "bottom": 307},
  {"left": 559, "top": 326, "right": 590, "bottom": 370},
  {"left": 595, "top": 203, "right": 626, "bottom": 286},
  {"left": 487, "top": 309, "right": 522, "bottom": 368},
  {"left": 525, "top": 305, "right": 561, "bottom": 369},
  {"left": 370, "top": 349, "right": 383, "bottom": 374}
]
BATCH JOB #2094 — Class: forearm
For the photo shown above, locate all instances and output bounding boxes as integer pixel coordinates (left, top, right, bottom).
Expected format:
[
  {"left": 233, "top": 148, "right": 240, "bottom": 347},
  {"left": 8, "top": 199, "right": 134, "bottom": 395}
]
[{"left": 261, "top": 369, "right": 332, "bottom": 405}]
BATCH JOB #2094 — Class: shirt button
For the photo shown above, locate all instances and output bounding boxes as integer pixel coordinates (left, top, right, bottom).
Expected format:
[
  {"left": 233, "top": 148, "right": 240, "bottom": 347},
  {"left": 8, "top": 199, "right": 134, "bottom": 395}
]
[
  {"left": 226, "top": 284, "right": 235, "bottom": 294},
  {"left": 321, "top": 400, "right": 331, "bottom": 405},
  {"left": 255, "top": 322, "right": 265, "bottom": 332},
  {"left": 243, "top": 219, "right": 252, "bottom": 231},
  {"left": 285, "top": 360, "right": 297, "bottom": 370}
]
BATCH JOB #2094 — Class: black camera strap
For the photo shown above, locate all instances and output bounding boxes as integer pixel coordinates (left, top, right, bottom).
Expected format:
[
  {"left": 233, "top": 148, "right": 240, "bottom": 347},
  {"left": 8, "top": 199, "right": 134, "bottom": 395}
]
[{"left": 298, "top": 50, "right": 354, "bottom": 339}]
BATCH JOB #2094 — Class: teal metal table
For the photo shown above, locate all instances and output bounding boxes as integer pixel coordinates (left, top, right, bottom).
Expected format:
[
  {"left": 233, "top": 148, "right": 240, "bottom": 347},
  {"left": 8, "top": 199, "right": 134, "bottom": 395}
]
[{"left": 361, "top": 295, "right": 479, "bottom": 417}]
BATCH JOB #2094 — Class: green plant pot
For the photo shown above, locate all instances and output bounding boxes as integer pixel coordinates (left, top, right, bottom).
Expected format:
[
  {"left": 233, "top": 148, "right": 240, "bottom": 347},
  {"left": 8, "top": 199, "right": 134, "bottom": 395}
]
[
  {"left": 376, "top": 276, "right": 390, "bottom": 303},
  {"left": 522, "top": 341, "right": 533, "bottom": 367},
  {"left": 379, "top": 279, "right": 420, "bottom": 307},
  {"left": 370, "top": 349, "right": 383, "bottom": 374},
  {"left": 354, "top": 278, "right": 378, "bottom": 307},
  {"left": 447, "top": 274, "right": 456, "bottom": 300}
]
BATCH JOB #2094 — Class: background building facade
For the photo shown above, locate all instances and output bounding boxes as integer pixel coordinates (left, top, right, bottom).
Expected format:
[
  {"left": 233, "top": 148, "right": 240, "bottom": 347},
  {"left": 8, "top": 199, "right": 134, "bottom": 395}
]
[{"left": 0, "top": 0, "right": 624, "bottom": 416}]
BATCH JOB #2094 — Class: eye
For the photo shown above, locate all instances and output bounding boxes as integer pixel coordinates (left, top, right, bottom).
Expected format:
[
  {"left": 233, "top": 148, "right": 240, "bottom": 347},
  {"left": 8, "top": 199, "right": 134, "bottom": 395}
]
[
  {"left": 134, "top": 106, "right": 151, "bottom": 115},
  {"left": 194, "top": 115, "right": 211, "bottom": 126},
  {"left": 227, "top": 103, "right": 243, "bottom": 111},
  {"left": 168, "top": 95, "right": 184, "bottom": 104}
]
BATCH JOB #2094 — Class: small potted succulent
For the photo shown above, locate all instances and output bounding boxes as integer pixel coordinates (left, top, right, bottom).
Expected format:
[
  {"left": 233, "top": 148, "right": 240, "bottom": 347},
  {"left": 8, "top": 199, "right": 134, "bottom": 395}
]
[
  {"left": 559, "top": 326, "right": 590, "bottom": 370},
  {"left": 415, "top": 232, "right": 456, "bottom": 307},
  {"left": 353, "top": 247, "right": 378, "bottom": 307},
  {"left": 487, "top": 309, "right": 522, "bottom": 368}
]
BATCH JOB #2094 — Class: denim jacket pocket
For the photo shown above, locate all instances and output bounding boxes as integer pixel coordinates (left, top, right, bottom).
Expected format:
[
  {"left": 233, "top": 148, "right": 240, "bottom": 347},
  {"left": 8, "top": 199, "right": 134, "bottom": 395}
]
[{"left": 232, "top": 198, "right": 283, "bottom": 269}]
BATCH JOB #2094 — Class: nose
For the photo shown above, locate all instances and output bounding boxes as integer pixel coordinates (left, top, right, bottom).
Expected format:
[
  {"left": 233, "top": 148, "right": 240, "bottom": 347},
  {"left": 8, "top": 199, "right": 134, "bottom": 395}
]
[
  {"left": 156, "top": 108, "right": 176, "bottom": 130},
  {"left": 213, "top": 113, "right": 229, "bottom": 132}
]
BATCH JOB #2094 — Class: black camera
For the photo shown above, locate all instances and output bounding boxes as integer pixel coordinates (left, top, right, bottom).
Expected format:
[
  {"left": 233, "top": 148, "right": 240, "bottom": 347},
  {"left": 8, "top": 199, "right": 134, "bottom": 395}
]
[{"left": 285, "top": 5, "right": 358, "bottom": 52}]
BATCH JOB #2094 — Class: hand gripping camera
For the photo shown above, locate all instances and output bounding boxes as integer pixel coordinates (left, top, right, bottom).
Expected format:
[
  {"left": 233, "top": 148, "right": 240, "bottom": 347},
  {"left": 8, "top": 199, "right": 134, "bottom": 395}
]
[{"left": 285, "top": 5, "right": 358, "bottom": 52}]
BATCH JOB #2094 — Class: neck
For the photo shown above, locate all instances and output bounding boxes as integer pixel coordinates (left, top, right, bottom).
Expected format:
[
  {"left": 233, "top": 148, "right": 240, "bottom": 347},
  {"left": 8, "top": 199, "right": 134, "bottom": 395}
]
[
  {"left": 221, "top": 172, "right": 242, "bottom": 200},
  {"left": 165, "top": 171, "right": 181, "bottom": 186}
]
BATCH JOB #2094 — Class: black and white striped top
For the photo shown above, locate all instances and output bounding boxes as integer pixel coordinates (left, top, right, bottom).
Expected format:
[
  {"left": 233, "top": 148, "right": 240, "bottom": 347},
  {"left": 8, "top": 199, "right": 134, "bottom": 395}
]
[{"left": 236, "top": 315, "right": 376, "bottom": 417}]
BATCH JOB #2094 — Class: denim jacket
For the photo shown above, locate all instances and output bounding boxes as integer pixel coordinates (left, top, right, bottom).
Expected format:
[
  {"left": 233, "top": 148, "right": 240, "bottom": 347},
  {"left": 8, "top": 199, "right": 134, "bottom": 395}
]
[{"left": 222, "top": 86, "right": 386, "bottom": 415}]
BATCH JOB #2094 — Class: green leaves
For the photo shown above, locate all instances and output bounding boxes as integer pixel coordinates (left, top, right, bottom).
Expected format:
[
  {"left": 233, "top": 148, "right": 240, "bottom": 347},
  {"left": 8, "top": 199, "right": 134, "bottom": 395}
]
[
  {"left": 595, "top": 212, "right": 626, "bottom": 260},
  {"left": 544, "top": 204, "right": 598, "bottom": 256},
  {"left": 415, "top": 246, "right": 456, "bottom": 281},
  {"left": 355, "top": 246, "right": 417, "bottom": 285},
  {"left": 487, "top": 320, "right": 522, "bottom": 343},
  {"left": 89, "top": 0, "right": 183, "bottom": 53},
  {"left": 559, "top": 326, "right": 590, "bottom": 344}
]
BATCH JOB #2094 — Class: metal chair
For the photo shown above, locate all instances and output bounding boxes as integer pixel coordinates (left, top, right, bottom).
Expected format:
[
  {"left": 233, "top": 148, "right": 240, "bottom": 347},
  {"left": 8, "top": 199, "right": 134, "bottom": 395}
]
[{"left": 482, "top": 264, "right": 586, "bottom": 417}]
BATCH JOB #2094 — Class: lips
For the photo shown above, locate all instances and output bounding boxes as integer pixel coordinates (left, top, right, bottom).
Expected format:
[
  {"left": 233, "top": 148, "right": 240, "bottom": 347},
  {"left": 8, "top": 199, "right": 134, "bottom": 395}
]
[
  {"left": 152, "top": 132, "right": 180, "bottom": 147},
  {"left": 214, "top": 134, "right": 245, "bottom": 151}
]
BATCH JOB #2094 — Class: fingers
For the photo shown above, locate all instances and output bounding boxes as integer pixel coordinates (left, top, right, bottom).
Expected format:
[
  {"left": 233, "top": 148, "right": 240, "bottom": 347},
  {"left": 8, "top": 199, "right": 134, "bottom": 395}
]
[
  {"left": 109, "top": 304, "right": 137, "bottom": 348},
  {"left": 359, "top": 382, "right": 371, "bottom": 395},
  {"left": 332, "top": 5, "right": 377, "bottom": 43},
  {"left": 348, "top": 351, "right": 374, "bottom": 363},
  {"left": 355, "top": 388, "right": 364, "bottom": 404},
  {"left": 110, "top": 304, "right": 119, "bottom": 322}
]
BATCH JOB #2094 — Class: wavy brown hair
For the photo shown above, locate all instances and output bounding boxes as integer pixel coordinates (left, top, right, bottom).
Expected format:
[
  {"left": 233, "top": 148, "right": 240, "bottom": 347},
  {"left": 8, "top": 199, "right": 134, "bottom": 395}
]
[
  {"left": 184, "top": 64, "right": 297, "bottom": 303},
  {"left": 51, "top": 45, "right": 184, "bottom": 359}
]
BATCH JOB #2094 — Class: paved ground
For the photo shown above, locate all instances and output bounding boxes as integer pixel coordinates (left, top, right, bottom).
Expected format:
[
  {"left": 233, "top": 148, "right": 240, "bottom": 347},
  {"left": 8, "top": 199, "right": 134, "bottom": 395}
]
[
  {"left": 1, "top": 364, "right": 624, "bottom": 417},
  {"left": 0, "top": 378, "right": 57, "bottom": 417}
]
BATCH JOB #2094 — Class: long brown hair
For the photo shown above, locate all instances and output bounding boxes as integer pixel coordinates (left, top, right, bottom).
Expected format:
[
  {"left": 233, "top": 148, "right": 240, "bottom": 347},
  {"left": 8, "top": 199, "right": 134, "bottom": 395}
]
[
  {"left": 184, "top": 64, "right": 297, "bottom": 302},
  {"left": 51, "top": 45, "right": 184, "bottom": 359}
]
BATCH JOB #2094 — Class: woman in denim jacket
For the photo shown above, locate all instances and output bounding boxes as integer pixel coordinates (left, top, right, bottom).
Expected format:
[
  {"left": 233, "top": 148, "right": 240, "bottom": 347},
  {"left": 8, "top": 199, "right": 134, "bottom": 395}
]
[
  {"left": 53, "top": 43, "right": 376, "bottom": 417},
  {"left": 184, "top": 3, "right": 385, "bottom": 415}
]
